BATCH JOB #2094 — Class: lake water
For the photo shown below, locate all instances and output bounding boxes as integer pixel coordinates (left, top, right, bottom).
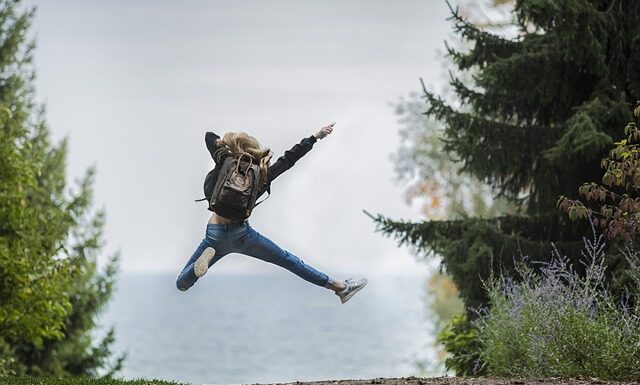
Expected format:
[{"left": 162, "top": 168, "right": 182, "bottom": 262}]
[{"left": 99, "top": 273, "right": 439, "bottom": 385}]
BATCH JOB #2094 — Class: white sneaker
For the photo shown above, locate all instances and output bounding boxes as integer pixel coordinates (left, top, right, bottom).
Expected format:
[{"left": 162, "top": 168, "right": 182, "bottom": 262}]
[
  {"left": 336, "top": 277, "right": 368, "bottom": 304},
  {"left": 194, "top": 247, "right": 216, "bottom": 278}
]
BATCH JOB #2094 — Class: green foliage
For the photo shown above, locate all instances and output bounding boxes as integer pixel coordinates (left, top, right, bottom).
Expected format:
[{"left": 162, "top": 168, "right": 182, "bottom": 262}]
[
  {"left": 436, "top": 313, "right": 484, "bottom": 376},
  {"left": 392, "top": 91, "right": 513, "bottom": 220},
  {"left": 0, "top": 0, "right": 122, "bottom": 376},
  {"left": 0, "top": 338, "right": 18, "bottom": 376},
  {"left": 0, "top": 0, "right": 73, "bottom": 358},
  {"left": 374, "top": 2, "right": 640, "bottom": 373},
  {"left": 374, "top": 0, "right": 640, "bottom": 310},
  {"left": 558, "top": 107, "right": 640, "bottom": 241},
  {"left": 390, "top": 3, "right": 516, "bottom": 375},
  {"left": 476, "top": 234, "right": 640, "bottom": 380},
  {"left": 366, "top": 211, "right": 585, "bottom": 309},
  {"left": 422, "top": 272, "right": 466, "bottom": 375}
]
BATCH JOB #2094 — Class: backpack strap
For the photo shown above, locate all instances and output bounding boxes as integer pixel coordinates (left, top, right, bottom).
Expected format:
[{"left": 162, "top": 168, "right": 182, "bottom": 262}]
[
  {"left": 254, "top": 186, "right": 270, "bottom": 207},
  {"left": 254, "top": 191, "right": 270, "bottom": 206},
  {"left": 235, "top": 153, "right": 255, "bottom": 175}
]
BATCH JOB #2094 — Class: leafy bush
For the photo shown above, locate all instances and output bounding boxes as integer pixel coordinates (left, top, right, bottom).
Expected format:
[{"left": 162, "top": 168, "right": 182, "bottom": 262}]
[
  {"left": 475, "top": 228, "right": 640, "bottom": 380},
  {"left": 558, "top": 103, "right": 640, "bottom": 242},
  {"left": 0, "top": 338, "right": 17, "bottom": 376},
  {"left": 437, "top": 313, "right": 484, "bottom": 376}
]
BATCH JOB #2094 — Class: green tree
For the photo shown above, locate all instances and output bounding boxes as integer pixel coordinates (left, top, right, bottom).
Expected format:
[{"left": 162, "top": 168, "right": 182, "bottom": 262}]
[
  {"left": 391, "top": 2, "right": 516, "bottom": 375},
  {"left": 393, "top": 90, "right": 512, "bottom": 220},
  {"left": 371, "top": 0, "right": 640, "bottom": 310},
  {"left": 0, "top": 1, "right": 122, "bottom": 376},
  {"left": 392, "top": 0, "right": 516, "bottom": 222}
]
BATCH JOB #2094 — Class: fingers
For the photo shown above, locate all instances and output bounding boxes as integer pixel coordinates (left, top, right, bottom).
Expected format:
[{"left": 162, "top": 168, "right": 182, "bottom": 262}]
[
  {"left": 324, "top": 122, "right": 335, "bottom": 133},
  {"left": 315, "top": 122, "right": 335, "bottom": 140}
]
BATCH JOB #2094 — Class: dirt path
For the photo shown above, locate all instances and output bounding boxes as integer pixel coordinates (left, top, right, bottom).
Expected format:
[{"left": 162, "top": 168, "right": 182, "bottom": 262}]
[{"left": 271, "top": 377, "right": 638, "bottom": 385}]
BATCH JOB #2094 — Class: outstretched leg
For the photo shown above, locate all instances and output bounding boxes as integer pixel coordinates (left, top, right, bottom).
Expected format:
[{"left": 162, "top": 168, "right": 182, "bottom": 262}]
[
  {"left": 176, "top": 239, "right": 221, "bottom": 291},
  {"left": 238, "top": 227, "right": 330, "bottom": 287}
]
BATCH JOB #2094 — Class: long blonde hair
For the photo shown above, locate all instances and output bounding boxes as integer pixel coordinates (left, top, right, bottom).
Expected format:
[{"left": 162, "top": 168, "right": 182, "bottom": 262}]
[{"left": 215, "top": 132, "right": 272, "bottom": 186}]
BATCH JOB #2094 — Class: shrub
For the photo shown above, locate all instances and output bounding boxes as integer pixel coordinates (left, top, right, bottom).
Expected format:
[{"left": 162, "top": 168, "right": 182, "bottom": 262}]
[
  {"left": 475, "top": 227, "right": 640, "bottom": 380},
  {"left": 437, "top": 313, "right": 484, "bottom": 376}
]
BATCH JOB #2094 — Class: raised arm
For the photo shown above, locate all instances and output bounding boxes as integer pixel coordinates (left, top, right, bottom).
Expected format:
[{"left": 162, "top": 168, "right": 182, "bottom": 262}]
[{"left": 267, "top": 122, "right": 335, "bottom": 183}]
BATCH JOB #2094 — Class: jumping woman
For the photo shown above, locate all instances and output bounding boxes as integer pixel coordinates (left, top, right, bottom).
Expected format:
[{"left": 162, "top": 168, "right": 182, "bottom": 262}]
[{"left": 176, "top": 122, "right": 367, "bottom": 304}]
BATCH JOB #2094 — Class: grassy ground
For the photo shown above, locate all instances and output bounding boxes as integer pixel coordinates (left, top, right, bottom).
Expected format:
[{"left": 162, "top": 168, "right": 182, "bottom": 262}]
[{"left": 0, "top": 377, "right": 188, "bottom": 385}]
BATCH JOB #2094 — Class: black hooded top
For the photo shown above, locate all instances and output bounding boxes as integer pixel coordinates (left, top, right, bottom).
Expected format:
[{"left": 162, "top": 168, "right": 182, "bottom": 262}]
[{"left": 204, "top": 131, "right": 318, "bottom": 202}]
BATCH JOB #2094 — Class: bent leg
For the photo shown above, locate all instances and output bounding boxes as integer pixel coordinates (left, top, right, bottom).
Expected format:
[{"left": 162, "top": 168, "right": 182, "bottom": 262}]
[
  {"left": 238, "top": 228, "right": 330, "bottom": 287},
  {"left": 176, "top": 239, "right": 223, "bottom": 291}
]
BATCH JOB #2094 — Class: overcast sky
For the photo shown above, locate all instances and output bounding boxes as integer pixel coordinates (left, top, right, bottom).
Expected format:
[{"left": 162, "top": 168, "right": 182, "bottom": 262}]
[{"left": 30, "top": 1, "right": 452, "bottom": 277}]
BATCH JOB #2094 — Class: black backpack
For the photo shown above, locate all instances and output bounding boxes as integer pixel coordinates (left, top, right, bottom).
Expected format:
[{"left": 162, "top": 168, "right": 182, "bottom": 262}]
[{"left": 201, "top": 153, "right": 267, "bottom": 220}]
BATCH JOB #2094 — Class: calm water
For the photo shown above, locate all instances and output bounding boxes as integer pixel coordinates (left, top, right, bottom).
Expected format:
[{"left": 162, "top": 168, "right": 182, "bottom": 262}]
[{"left": 98, "top": 273, "right": 437, "bottom": 385}]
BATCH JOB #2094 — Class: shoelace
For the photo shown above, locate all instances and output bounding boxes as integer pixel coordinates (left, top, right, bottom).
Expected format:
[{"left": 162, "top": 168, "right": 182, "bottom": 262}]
[{"left": 340, "top": 279, "right": 359, "bottom": 294}]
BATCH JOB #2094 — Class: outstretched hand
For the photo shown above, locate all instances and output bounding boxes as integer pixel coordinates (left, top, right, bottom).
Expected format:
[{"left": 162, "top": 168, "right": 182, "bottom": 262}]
[{"left": 314, "top": 122, "right": 335, "bottom": 140}]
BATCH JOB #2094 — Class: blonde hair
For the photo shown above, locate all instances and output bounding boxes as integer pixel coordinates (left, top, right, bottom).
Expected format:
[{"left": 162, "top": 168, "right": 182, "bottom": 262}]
[{"left": 216, "top": 132, "right": 273, "bottom": 186}]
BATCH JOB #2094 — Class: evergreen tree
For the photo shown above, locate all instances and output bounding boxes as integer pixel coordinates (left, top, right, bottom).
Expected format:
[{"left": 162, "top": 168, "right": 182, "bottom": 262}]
[
  {"left": 0, "top": 1, "right": 122, "bottom": 376},
  {"left": 393, "top": 91, "right": 514, "bottom": 220},
  {"left": 371, "top": 0, "right": 640, "bottom": 309}
]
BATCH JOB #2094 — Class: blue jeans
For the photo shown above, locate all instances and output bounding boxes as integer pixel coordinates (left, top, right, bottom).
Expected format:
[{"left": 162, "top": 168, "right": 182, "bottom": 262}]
[{"left": 176, "top": 221, "right": 330, "bottom": 291}]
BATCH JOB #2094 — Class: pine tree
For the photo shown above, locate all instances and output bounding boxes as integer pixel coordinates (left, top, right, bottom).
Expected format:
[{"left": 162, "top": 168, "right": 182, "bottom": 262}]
[
  {"left": 392, "top": 91, "right": 514, "bottom": 220},
  {"left": 0, "top": 1, "right": 122, "bottom": 376},
  {"left": 371, "top": 0, "right": 640, "bottom": 309}
]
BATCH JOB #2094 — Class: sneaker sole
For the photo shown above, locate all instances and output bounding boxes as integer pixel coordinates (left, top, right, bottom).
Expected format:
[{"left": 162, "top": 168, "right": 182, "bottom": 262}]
[
  {"left": 340, "top": 278, "right": 368, "bottom": 304},
  {"left": 194, "top": 247, "right": 216, "bottom": 278}
]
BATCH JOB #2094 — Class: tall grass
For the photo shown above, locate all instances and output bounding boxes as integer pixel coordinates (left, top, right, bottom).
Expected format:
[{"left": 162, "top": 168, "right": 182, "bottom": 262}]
[{"left": 475, "top": 227, "right": 640, "bottom": 380}]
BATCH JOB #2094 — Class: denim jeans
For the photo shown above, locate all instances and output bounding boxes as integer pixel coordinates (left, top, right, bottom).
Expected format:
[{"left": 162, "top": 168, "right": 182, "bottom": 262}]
[{"left": 176, "top": 221, "right": 330, "bottom": 291}]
